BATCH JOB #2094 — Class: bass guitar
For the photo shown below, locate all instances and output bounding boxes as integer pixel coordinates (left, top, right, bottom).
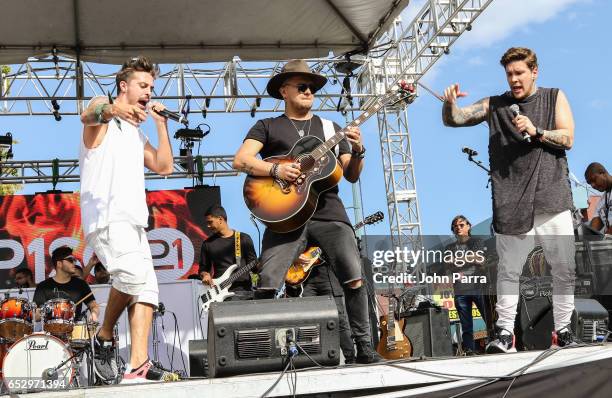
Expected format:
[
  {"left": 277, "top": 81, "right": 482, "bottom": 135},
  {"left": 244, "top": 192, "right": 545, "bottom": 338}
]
[
  {"left": 243, "top": 83, "right": 414, "bottom": 233},
  {"left": 200, "top": 259, "right": 258, "bottom": 311},
  {"left": 285, "top": 211, "right": 384, "bottom": 285}
]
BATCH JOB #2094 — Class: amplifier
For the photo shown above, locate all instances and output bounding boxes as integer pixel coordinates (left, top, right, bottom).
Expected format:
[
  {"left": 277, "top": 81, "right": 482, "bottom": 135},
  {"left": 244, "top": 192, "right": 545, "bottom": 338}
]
[
  {"left": 572, "top": 298, "right": 609, "bottom": 342},
  {"left": 575, "top": 240, "right": 612, "bottom": 294},
  {"left": 207, "top": 296, "right": 340, "bottom": 378},
  {"left": 402, "top": 307, "right": 453, "bottom": 357}
]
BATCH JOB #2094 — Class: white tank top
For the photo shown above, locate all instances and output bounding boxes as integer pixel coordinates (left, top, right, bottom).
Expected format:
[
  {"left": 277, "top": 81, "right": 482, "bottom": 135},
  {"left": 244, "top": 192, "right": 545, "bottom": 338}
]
[{"left": 79, "top": 117, "right": 149, "bottom": 238}]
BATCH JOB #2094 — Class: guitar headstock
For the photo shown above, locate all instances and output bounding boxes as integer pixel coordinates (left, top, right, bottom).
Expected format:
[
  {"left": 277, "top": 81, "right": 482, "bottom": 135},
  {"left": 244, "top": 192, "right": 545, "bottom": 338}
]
[{"left": 363, "top": 211, "right": 384, "bottom": 226}]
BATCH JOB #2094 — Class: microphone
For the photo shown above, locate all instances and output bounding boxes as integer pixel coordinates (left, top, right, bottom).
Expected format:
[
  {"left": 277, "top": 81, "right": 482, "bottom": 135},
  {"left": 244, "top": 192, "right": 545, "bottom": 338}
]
[
  {"left": 152, "top": 107, "right": 188, "bottom": 126},
  {"left": 509, "top": 104, "right": 531, "bottom": 143},
  {"left": 461, "top": 147, "right": 478, "bottom": 157},
  {"left": 156, "top": 302, "right": 166, "bottom": 316}
]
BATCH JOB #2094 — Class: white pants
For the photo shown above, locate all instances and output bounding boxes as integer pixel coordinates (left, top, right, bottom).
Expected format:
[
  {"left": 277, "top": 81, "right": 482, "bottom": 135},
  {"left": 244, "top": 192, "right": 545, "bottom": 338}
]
[
  {"left": 87, "top": 221, "right": 159, "bottom": 307},
  {"left": 495, "top": 210, "right": 576, "bottom": 331}
]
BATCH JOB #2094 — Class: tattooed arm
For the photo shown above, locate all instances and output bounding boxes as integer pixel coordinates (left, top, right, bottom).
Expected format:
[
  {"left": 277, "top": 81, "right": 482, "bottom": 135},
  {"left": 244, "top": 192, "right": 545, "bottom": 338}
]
[
  {"left": 539, "top": 90, "right": 574, "bottom": 150},
  {"left": 442, "top": 84, "right": 489, "bottom": 127},
  {"left": 234, "top": 139, "right": 302, "bottom": 182},
  {"left": 514, "top": 90, "right": 574, "bottom": 150}
]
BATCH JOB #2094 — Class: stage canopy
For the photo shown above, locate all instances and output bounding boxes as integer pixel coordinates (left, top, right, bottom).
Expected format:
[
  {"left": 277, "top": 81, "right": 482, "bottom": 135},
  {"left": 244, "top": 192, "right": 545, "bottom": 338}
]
[{"left": 0, "top": 0, "right": 410, "bottom": 64}]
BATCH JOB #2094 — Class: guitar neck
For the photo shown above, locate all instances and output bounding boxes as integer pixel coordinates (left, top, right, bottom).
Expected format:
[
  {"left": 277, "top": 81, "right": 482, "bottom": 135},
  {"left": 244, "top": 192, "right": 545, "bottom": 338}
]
[
  {"left": 221, "top": 260, "right": 257, "bottom": 289},
  {"left": 310, "top": 97, "right": 389, "bottom": 161}
]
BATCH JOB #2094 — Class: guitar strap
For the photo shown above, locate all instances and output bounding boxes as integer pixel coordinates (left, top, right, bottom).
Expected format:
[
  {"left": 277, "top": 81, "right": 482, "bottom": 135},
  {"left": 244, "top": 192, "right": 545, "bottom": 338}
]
[
  {"left": 321, "top": 118, "right": 340, "bottom": 157},
  {"left": 234, "top": 231, "right": 242, "bottom": 265}
]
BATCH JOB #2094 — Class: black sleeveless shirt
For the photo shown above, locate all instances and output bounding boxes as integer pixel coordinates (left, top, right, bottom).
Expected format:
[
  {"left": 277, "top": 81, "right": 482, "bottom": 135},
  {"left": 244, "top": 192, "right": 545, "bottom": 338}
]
[{"left": 488, "top": 87, "right": 573, "bottom": 234}]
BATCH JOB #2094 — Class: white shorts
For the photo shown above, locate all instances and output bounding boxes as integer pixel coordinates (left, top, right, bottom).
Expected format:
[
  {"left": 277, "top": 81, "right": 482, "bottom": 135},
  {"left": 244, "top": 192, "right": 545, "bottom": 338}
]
[{"left": 87, "top": 221, "right": 158, "bottom": 307}]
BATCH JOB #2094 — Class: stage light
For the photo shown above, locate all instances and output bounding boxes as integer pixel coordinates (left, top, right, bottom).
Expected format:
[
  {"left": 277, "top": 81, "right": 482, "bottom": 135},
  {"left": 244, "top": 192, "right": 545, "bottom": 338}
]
[
  {"left": 0, "top": 133, "right": 12, "bottom": 147},
  {"left": 51, "top": 99, "right": 62, "bottom": 121},
  {"left": 0, "top": 132, "right": 14, "bottom": 161}
]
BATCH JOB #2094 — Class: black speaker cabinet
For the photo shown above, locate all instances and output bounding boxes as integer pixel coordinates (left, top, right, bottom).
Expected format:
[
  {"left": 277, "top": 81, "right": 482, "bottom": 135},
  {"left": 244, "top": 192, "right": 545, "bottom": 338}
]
[
  {"left": 516, "top": 296, "right": 609, "bottom": 350},
  {"left": 207, "top": 296, "right": 340, "bottom": 378},
  {"left": 403, "top": 307, "right": 453, "bottom": 357},
  {"left": 188, "top": 339, "right": 208, "bottom": 377}
]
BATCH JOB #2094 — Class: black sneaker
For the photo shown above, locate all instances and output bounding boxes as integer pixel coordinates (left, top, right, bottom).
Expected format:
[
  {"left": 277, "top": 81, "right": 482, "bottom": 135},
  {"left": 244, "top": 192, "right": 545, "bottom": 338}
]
[
  {"left": 355, "top": 340, "right": 383, "bottom": 364},
  {"left": 485, "top": 328, "right": 517, "bottom": 354},
  {"left": 552, "top": 327, "right": 577, "bottom": 348},
  {"left": 120, "top": 360, "right": 180, "bottom": 384},
  {"left": 93, "top": 334, "right": 119, "bottom": 382}
]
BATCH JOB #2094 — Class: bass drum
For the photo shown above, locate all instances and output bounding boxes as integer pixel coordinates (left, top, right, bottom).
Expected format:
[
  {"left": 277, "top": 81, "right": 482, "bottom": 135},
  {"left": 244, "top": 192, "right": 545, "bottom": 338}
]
[{"left": 2, "top": 333, "right": 73, "bottom": 391}]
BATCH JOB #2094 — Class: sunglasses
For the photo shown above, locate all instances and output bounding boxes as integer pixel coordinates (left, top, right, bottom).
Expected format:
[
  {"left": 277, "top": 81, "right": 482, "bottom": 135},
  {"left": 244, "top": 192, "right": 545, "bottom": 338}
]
[
  {"left": 62, "top": 256, "right": 76, "bottom": 263},
  {"left": 284, "top": 83, "right": 318, "bottom": 94}
]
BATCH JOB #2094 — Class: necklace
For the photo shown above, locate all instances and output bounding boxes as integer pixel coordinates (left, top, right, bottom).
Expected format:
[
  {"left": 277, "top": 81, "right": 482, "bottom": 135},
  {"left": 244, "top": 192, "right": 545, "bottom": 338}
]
[{"left": 287, "top": 116, "right": 312, "bottom": 138}]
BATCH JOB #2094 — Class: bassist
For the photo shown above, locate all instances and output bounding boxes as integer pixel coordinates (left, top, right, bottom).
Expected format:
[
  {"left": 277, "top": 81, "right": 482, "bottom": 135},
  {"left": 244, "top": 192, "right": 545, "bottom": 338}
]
[
  {"left": 199, "top": 205, "right": 256, "bottom": 300},
  {"left": 233, "top": 59, "right": 381, "bottom": 363}
]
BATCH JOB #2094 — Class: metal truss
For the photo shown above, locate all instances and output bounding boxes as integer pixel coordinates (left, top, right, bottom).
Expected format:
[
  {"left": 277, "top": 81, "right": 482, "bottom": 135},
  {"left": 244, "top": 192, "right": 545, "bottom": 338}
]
[
  {"left": 0, "top": 58, "right": 377, "bottom": 117},
  {"left": 358, "top": 0, "right": 493, "bottom": 251},
  {"left": 0, "top": 156, "right": 237, "bottom": 185},
  {"left": 0, "top": 0, "right": 495, "bottom": 251}
]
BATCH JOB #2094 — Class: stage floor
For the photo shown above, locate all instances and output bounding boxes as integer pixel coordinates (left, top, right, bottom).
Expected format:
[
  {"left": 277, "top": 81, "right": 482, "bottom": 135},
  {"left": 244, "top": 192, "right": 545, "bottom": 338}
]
[{"left": 16, "top": 343, "right": 612, "bottom": 398}]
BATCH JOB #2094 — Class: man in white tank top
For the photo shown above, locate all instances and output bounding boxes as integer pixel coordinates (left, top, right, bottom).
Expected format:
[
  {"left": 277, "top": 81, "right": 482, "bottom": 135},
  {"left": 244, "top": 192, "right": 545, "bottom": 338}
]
[{"left": 79, "top": 56, "right": 177, "bottom": 383}]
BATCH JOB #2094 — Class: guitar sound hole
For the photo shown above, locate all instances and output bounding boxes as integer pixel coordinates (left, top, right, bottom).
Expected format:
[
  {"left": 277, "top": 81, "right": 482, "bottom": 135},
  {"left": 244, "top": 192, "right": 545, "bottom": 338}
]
[{"left": 298, "top": 155, "right": 315, "bottom": 171}]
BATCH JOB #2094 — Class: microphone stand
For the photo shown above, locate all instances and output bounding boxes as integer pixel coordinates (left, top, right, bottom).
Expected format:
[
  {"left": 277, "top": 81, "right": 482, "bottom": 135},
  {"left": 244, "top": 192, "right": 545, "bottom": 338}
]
[{"left": 465, "top": 153, "right": 491, "bottom": 188}]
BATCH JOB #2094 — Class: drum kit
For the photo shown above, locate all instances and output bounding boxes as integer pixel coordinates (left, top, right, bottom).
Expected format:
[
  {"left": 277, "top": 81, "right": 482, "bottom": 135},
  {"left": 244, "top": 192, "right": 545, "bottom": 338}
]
[{"left": 0, "top": 295, "right": 117, "bottom": 392}]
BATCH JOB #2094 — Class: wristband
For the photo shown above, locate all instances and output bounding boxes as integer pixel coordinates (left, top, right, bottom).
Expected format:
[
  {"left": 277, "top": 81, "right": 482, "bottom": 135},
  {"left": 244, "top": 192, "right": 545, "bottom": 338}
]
[{"left": 351, "top": 145, "right": 366, "bottom": 159}]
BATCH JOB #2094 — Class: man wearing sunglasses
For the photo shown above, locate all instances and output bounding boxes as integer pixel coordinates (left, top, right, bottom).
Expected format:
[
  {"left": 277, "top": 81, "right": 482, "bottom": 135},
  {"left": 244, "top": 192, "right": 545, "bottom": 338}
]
[
  {"left": 444, "top": 215, "right": 487, "bottom": 355},
  {"left": 234, "top": 60, "right": 381, "bottom": 364},
  {"left": 33, "top": 246, "right": 99, "bottom": 323}
]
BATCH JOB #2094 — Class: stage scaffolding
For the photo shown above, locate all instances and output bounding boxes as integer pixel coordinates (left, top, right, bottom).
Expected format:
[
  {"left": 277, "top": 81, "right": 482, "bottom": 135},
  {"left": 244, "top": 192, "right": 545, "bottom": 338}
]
[{"left": 0, "top": 0, "right": 494, "bottom": 249}]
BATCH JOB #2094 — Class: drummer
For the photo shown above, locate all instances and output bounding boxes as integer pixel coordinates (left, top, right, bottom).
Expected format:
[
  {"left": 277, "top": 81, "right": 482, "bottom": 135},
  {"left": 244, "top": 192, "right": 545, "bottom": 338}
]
[{"left": 33, "top": 246, "right": 99, "bottom": 323}]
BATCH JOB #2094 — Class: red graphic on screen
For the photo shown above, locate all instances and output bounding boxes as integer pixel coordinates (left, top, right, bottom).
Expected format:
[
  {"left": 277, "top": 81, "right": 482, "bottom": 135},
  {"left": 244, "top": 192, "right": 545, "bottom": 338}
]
[{"left": 0, "top": 188, "right": 219, "bottom": 287}]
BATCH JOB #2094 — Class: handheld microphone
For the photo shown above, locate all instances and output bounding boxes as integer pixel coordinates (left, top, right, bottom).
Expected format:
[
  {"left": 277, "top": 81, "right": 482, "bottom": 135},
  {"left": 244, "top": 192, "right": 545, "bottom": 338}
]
[
  {"left": 461, "top": 147, "right": 478, "bottom": 157},
  {"left": 152, "top": 107, "right": 188, "bottom": 126},
  {"left": 509, "top": 104, "right": 531, "bottom": 143}
]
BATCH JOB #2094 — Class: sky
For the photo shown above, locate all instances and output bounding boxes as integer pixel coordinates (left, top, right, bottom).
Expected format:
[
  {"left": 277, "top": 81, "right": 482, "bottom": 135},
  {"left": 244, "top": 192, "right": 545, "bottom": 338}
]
[{"left": 1, "top": 0, "right": 611, "bottom": 253}]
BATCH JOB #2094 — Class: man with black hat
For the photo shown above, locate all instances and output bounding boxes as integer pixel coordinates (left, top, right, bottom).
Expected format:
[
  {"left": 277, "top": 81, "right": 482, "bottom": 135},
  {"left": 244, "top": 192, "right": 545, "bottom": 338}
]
[{"left": 234, "top": 60, "right": 381, "bottom": 363}]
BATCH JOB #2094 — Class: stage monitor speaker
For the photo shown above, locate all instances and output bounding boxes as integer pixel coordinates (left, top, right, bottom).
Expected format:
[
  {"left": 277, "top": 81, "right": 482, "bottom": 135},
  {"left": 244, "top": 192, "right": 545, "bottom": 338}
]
[
  {"left": 207, "top": 296, "right": 340, "bottom": 378},
  {"left": 188, "top": 339, "right": 208, "bottom": 377},
  {"left": 403, "top": 307, "right": 453, "bottom": 357},
  {"left": 516, "top": 296, "right": 609, "bottom": 350}
]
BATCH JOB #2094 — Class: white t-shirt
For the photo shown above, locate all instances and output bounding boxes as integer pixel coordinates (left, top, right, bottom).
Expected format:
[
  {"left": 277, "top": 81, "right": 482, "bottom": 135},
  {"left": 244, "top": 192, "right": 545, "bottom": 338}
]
[
  {"left": 79, "top": 116, "right": 149, "bottom": 239},
  {"left": 595, "top": 190, "right": 612, "bottom": 231}
]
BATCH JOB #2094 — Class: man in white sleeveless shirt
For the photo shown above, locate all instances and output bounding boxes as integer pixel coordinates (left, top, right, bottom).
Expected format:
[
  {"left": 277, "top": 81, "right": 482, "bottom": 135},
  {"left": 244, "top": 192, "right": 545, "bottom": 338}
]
[{"left": 79, "top": 56, "right": 176, "bottom": 383}]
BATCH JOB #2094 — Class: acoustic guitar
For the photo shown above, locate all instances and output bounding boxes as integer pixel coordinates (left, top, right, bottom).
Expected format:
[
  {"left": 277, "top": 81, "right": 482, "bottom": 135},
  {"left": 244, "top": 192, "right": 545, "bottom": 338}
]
[
  {"left": 284, "top": 211, "right": 384, "bottom": 285},
  {"left": 377, "top": 295, "right": 412, "bottom": 360},
  {"left": 243, "top": 83, "right": 415, "bottom": 233}
]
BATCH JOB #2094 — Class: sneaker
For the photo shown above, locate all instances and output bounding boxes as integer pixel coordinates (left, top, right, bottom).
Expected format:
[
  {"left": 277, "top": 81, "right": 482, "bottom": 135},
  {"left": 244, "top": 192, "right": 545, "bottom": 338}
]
[
  {"left": 355, "top": 340, "right": 384, "bottom": 364},
  {"left": 552, "top": 327, "right": 577, "bottom": 348},
  {"left": 120, "top": 360, "right": 180, "bottom": 384},
  {"left": 485, "top": 328, "right": 517, "bottom": 354},
  {"left": 93, "top": 334, "right": 119, "bottom": 382}
]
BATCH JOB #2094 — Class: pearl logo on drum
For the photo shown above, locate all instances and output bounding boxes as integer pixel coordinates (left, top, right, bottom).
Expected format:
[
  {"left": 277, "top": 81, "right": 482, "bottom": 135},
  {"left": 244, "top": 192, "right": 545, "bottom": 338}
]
[{"left": 26, "top": 339, "right": 50, "bottom": 350}]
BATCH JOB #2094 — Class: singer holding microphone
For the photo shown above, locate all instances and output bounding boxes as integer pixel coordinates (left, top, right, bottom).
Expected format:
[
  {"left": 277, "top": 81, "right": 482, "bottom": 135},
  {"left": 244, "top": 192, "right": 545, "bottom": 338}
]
[
  {"left": 79, "top": 56, "right": 178, "bottom": 383},
  {"left": 441, "top": 47, "right": 577, "bottom": 353}
]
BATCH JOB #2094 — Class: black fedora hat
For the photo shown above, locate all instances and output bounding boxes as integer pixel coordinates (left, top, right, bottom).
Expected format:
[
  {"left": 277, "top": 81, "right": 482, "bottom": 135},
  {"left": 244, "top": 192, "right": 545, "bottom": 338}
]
[{"left": 266, "top": 59, "right": 327, "bottom": 100}]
